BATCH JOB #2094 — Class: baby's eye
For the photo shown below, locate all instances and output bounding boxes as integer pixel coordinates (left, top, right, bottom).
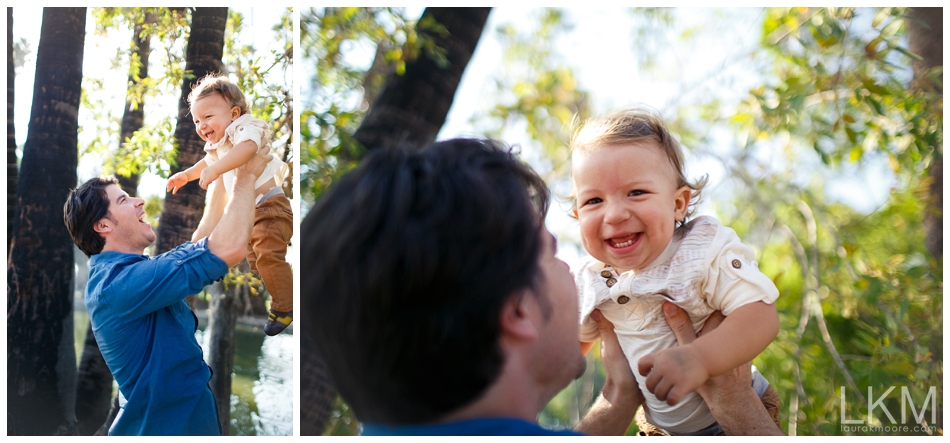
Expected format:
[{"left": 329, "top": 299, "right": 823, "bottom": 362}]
[
  {"left": 583, "top": 197, "right": 602, "bottom": 206},
  {"left": 629, "top": 189, "right": 645, "bottom": 196}
]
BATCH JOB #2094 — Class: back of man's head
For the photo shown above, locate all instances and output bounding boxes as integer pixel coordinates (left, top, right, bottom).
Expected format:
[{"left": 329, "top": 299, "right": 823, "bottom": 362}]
[
  {"left": 302, "top": 138, "right": 550, "bottom": 425},
  {"left": 64, "top": 176, "right": 119, "bottom": 257}
]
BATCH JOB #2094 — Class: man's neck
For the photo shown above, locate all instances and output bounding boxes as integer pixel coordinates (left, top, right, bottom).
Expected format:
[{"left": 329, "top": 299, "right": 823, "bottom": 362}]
[
  {"left": 436, "top": 352, "right": 544, "bottom": 425},
  {"left": 100, "top": 243, "right": 147, "bottom": 256}
]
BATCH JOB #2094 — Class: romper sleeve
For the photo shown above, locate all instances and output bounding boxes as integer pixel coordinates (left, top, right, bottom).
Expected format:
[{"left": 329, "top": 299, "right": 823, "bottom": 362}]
[
  {"left": 228, "top": 116, "right": 269, "bottom": 153},
  {"left": 103, "top": 238, "right": 230, "bottom": 319},
  {"left": 701, "top": 225, "right": 779, "bottom": 315}
]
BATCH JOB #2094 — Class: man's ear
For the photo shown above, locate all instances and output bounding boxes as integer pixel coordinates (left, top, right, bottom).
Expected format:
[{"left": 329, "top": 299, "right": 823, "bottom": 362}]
[
  {"left": 499, "top": 292, "right": 540, "bottom": 342},
  {"left": 93, "top": 218, "right": 112, "bottom": 235}
]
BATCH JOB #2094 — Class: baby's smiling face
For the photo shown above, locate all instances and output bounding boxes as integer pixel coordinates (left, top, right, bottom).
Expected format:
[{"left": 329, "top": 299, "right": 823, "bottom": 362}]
[
  {"left": 191, "top": 92, "right": 239, "bottom": 144},
  {"left": 572, "top": 142, "right": 691, "bottom": 273}
]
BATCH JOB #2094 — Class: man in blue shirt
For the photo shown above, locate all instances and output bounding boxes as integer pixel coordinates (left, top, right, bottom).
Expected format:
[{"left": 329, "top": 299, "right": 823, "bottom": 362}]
[
  {"left": 64, "top": 153, "right": 268, "bottom": 435},
  {"left": 301, "top": 139, "right": 783, "bottom": 436}
]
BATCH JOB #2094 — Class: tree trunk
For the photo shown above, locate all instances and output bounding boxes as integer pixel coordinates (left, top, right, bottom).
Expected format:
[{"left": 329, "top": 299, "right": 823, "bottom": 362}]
[
  {"left": 74, "top": 322, "right": 114, "bottom": 435},
  {"left": 155, "top": 7, "right": 228, "bottom": 256},
  {"left": 116, "top": 16, "right": 154, "bottom": 197},
  {"left": 206, "top": 276, "right": 242, "bottom": 435},
  {"left": 7, "top": 8, "right": 17, "bottom": 250},
  {"left": 905, "top": 7, "right": 943, "bottom": 263},
  {"left": 353, "top": 7, "right": 491, "bottom": 152},
  {"left": 6, "top": 7, "right": 86, "bottom": 436}
]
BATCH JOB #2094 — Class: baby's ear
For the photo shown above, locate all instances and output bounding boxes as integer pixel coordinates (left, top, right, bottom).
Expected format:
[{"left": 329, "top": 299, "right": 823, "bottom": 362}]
[
  {"left": 230, "top": 106, "right": 241, "bottom": 120},
  {"left": 673, "top": 186, "right": 691, "bottom": 221}
]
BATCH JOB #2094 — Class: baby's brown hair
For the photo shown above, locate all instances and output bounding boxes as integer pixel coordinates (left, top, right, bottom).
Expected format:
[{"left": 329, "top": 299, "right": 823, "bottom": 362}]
[
  {"left": 187, "top": 74, "right": 249, "bottom": 115},
  {"left": 569, "top": 107, "right": 708, "bottom": 227}
]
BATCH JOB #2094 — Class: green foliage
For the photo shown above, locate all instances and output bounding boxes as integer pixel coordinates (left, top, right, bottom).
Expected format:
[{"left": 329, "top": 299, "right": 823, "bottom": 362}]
[
  {"left": 299, "top": 7, "right": 421, "bottom": 210},
  {"left": 86, "top": 7, "right": 189, "bottom": 179},
  {"left": 706, "top": 7, "right": 942, "bottom": 435},
  {"left": 742, "top": 7, "right": 941, "bottom": 177},
  {"left": 481, "top": 9, "right": 590, "bottom": 180},
  {"left": 224, "top": 8, "right": 294, "bottom": 192}
]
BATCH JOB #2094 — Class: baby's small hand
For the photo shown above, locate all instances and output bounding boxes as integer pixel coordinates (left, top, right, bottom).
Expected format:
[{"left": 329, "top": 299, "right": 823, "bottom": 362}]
[
  {"left": 199, "top": 168, "right": 219, "bottom": 190},
  {"left": 167, "top": 172, "right": 189, "bottom": 194},
  {"left": 637, "top": 345, "right": 709, "bottom": 406}
]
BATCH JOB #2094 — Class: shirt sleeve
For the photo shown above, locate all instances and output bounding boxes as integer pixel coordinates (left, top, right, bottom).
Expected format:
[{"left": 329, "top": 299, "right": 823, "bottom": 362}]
[
  {"left": 103, "top": 238, "right": 229, "bottom": 319},
  {"left": 701, "top": 226, "right": 779, "bottom": 315},
  {"left": 228, "top": 117, "right": 268, "bottom": 153}
]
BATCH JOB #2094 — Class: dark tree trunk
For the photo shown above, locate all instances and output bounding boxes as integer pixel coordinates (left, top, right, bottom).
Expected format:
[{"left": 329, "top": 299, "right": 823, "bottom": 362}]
[
  {"left": 94, "top": 395, "right": 121, "bottom": 436},
  {"left": 353, "top": 7, "right": 491, "bottom": 152},
  {"left": 74, "top": 322, "right": 114, "bottom": 435},
  {"left": 205, "top": 260, "right": 251, "bottom": 435},
  {"left": 7, "top": 8, "right": 17, "bottom": 250},
  {"left": 206, "top": 277, "right": 241, "bottom": 435},
  {"left": 155, "top": 7, "right": 228, "bottom": 256},
  {"left": 906, "top": 8, "right": 943, "bottom": 433},
  {"left": 116, "top": 17, "right": 154, "bottom": 197},
  {"left": 906, "top": 7, "right": 943, "bottom": 263},
  {"left": 6, "top": 7, "right": 86, "bottom": 436}
]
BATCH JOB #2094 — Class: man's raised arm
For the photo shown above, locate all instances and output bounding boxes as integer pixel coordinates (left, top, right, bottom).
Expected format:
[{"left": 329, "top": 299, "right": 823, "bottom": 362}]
[
  {"left": 206, "top": 152, "right": 269, "bottom": 267},
  {"left": 575, "top": 309, "right": 643, "bottom": 435}
]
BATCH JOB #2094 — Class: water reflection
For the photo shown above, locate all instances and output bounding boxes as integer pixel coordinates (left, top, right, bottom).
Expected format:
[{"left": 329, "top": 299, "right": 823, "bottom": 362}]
[{"left": 196, "top": 322, "right": 294, "bottom": 436}]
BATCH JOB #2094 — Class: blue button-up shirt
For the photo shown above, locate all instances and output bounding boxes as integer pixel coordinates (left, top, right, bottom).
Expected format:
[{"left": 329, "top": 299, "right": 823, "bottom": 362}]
[{"left": 85, "top": 238, "right": 229, "bottom": 435}]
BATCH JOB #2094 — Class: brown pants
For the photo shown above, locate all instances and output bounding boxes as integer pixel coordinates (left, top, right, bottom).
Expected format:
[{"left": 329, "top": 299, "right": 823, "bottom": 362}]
[
  {"left": 635, "top": 384, "right": 782, "bottom": 436},
  {"left": 246, "top": 194, "right": 294, "bottom": 313}
]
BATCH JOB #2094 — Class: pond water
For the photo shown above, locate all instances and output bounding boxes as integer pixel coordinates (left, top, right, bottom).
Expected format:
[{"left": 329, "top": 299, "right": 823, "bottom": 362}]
[{"left": 74, "top": 304, "right": 294, "bottom": 436}]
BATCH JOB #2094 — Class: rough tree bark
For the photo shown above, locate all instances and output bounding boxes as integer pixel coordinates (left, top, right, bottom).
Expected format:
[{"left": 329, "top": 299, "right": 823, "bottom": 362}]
[
  {"left": 353, "top": 7, "right": 491, "bottom": 152},
  {"left": 7, "top": 8, "right": 17, "bottom": 249},
  {"left": 154, "top": 7, "right": 228, "bottom": 256},
  {"left": 6, "top": 7, "right": 86, "bottom": 436},
  {"left": 206, "top": 260, "right": 251, "bottom": 435}
]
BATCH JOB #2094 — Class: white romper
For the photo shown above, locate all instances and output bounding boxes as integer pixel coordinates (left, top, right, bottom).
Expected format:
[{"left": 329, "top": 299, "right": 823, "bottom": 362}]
[
  {"left": 577, "top": 215, "right": 779, "bottom": 434},
  {"left": 203, "top": 114, "right": 288, "bottom": 202}
]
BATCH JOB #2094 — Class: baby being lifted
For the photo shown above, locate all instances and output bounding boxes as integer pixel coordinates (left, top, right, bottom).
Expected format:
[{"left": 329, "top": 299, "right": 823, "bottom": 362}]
[
  {"left": 571, "top": 108, "right": 780, "bottom": 435},
  {"left": 167, "top": 74, "right": 293, "bottom": 336}
]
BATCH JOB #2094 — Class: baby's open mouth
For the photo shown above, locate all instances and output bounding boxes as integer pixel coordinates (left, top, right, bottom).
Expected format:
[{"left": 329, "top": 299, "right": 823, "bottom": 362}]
[{"left": 607, "top": 233, "right": 639, "bottom": 248}]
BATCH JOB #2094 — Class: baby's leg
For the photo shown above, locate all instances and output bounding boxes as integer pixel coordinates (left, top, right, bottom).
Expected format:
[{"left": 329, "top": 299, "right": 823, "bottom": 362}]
[{"left": 248, "top": 195, "right": 294, "bottom": 314}]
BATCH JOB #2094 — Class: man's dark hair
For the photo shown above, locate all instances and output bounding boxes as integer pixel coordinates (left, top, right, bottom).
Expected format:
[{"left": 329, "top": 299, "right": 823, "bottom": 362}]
[
  {"left": 64, "top": 175, "right": 119, "bottom": 257},
  {"left": 301, "top": 138, "right": 551, "bottom": 425}
]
